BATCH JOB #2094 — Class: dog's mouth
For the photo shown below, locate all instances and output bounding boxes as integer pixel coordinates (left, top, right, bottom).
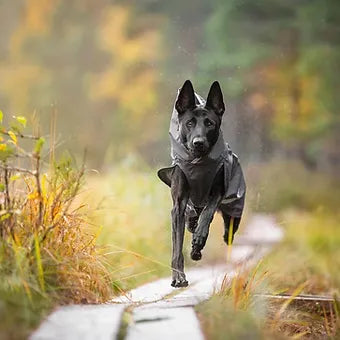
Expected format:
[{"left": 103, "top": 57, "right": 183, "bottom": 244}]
[{"left": 189, "top": 145, "right": 210, "bottom": 158}]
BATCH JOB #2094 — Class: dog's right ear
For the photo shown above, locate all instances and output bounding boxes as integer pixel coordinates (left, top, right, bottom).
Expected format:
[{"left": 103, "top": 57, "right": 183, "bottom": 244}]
[
  {"left": 175, "top": 80, "right": 195, "bottom": 115},
  {"left": 206, "top": 81, "right": 225, "bottom": 116}
]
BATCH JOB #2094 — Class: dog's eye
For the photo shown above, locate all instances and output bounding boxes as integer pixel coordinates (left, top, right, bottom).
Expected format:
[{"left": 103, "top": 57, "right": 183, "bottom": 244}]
[
  {"left": 186, "top": 120, "right": 194, "bottom": 128},
  {"left": 205, "top": 119, "right": 214, "bottom": 127}
]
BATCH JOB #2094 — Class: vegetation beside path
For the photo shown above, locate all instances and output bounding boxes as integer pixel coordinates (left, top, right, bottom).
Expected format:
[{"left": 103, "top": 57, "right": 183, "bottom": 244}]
[
  {"left": 1, "top": 114, "right": 339, "bottom": 340},
  {"left": 0, "top": 116, "right": 185, "bottom": 339},
  {"left": 0, "top": 116, "right": 114, "bottom": 339},
  {"left": 197, "top": 163, "right": 340, "bottom": 339}
]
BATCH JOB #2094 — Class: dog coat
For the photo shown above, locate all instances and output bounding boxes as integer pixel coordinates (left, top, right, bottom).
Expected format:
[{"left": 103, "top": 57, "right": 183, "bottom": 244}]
[{"left": 158, "top": 91, "right": 246, "bottom": 218}]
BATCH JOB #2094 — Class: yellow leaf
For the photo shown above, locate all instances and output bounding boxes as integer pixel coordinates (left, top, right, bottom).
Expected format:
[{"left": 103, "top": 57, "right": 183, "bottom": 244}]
[
  {"left": 14, "top": 115, "right": 27, "bottom": 127},
  {"left": 10, "top": 174, "right": 21, "bottom": 181},
  {"left": 41, "top": 173, "right": 48, "bottom": 197},
  {"left": 8, "top": 131, "right": 17, "bottom": 145},
  {"left": 28, "top": 192, "right": 38, "bottom": 200}
]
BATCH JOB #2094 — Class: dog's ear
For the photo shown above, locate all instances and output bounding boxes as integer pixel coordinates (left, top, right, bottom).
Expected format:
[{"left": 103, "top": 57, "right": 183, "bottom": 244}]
[
  {"left": 206, "top": 81, "right": 225, "bottom": 116},
  {"left": 175, "top": 80, "right": 195, "bottom": 115},
  {"left": 157, "top": 166, "right": 174, "bottom": 187}
]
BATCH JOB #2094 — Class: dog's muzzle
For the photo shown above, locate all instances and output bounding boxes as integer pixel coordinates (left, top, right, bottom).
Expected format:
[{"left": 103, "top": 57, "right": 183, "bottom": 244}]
[{"left": 191, "top": 137, "right": 208, "bottom": 156}]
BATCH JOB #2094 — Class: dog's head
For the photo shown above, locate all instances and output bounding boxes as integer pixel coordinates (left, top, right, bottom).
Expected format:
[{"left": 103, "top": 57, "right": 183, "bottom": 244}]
[{"left": 175, "top": 80, "right": 225, "bottom": 158}]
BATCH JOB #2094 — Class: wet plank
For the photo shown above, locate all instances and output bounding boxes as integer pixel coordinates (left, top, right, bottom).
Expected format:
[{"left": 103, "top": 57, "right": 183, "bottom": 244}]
[
  {"left": 30, "top": 304, "right": 125, "bottom": 340},
  {"left": 126, "top": 306, "right": 204, "bottom": 340}
]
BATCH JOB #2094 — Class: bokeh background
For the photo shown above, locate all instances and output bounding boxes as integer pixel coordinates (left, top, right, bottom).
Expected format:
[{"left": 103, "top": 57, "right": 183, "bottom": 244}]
[
  {"left": 1, "top": 0, "right": 339, "bottom": 171},
  {"left": 0, "top": 1, "right": 340, "bottom": 338}
]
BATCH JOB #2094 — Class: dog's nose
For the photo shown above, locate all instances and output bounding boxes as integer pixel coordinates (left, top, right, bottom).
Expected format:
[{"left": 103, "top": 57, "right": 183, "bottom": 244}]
[{"left": 193, "top": 137, "right": 205, "bottom": 148}]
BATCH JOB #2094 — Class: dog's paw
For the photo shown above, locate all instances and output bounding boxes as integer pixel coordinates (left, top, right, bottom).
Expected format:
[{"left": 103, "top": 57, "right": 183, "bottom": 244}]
[
  {"left": 171, "top": 279, "right": 189, "bottom": 288},
  {"left": 190, "top": 248, "right": 202, "bottom": 261}
]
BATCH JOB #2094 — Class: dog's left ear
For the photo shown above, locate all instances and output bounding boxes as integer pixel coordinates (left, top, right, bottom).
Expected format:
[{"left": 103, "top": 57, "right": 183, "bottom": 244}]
[
  {"left": 206, "top": 81, "right": 225, "bottom": 116},
  {"left": 175, "top": 80, "right": 196, "bottom": 115}
]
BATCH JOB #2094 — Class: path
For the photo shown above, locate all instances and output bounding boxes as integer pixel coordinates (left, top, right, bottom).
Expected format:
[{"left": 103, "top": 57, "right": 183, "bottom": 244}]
[{"left": 31, "top": 214, "right": 282, "bottom": 340}]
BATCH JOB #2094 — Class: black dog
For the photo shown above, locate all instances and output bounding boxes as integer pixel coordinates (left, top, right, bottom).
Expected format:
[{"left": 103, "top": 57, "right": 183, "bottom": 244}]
[{"left": 158, "top": 80, "right": 246, "bottom": 287}]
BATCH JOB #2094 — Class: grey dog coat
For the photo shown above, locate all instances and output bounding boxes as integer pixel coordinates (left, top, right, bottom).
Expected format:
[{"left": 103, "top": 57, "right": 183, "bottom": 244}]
[{"left": 158, "top": 91, "right": 246, "bottom": 219}]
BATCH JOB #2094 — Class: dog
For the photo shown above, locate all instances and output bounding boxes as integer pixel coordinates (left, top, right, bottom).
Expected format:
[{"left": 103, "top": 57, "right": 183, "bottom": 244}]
[{"left": 158, "top": 80, "right": 246, "bottom": 287}]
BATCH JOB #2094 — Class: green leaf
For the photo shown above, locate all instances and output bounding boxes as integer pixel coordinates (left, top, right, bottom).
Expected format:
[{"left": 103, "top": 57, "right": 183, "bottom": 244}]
[
  {"left": 0, "top": 183, "right": 5, "bottom": 192},
  {"left": 0, "top": 144, "right": 15, "bottom": 162},
  {"left": 15, "top": 116, "right": 27, "bottom": 127},
  {"left": 10, "top": 174, "right": 21, "bottom": 182},
  {"left": 34, "top": 233, "right": 45, "bottom": 292},
  {"left": 10, "top": 121, "right": 22, "bottom": 135},
  {"left": 0, "top": 213, "right": 10, "bottom": 222},
  {"left": 34, "top": 137, "right": 45, "bottom": 154}
]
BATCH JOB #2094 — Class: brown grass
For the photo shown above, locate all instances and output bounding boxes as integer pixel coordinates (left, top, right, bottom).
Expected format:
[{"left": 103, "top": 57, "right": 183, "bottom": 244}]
[{"left": 0, "top": 115, "right": 114, "bottom": 339}]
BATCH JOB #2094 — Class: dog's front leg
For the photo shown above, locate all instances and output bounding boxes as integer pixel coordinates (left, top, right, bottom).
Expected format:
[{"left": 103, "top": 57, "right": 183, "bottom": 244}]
[
  {"left": 191, "top": 167, "right": 224, "bottom": 261},
  {"left": 170, "top": 166, "right": 189, "bottom": 287},
  {"left": 191, "top": 194, "right": 223, "bottom": 260}
]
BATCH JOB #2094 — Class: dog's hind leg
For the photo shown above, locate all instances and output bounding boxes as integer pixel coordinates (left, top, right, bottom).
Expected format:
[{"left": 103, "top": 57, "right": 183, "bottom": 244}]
[
  {"left": 221, "top": 212, "right": 241, "bottom": 245},
  {"left": 170, "top": 166, "right": 189, "bottom": 287},
  {"left": 191, "top": 166, "right": 224, "bottom": 261}
]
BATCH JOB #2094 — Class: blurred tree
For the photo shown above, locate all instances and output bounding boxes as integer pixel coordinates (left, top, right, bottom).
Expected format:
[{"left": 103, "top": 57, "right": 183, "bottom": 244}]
[
  {"left": 198, "top": 0, "right": 340, "bottom": 170},
  {"left": 89, "top": 5, "right": 162, "bottom": 155},
  {"left": 0, "top": 0, "right": 339, "bottom": 170},
  {"left": 0, "top": 0, "right": 163, "bottom": 167}
]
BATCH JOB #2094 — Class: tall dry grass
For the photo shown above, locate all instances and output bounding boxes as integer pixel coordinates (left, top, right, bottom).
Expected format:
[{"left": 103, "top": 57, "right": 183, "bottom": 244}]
[
  {"left": 197, "top": 162, "right": 340, "bottom": 339},
  {"left": 0, "top": 113, "right": 114, "bottom": 339}
]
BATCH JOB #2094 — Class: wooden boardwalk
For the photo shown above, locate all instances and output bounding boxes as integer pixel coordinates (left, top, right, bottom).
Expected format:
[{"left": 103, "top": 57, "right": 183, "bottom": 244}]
[{"left": 31, "top": 214, "right": 283, "bottom": 340}]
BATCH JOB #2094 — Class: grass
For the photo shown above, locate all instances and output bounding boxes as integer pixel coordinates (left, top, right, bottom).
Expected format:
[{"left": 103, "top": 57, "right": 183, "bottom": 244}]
[
  {"left": 0, "top": 116, "right": 114, "bottom": 339},
  {"left": 2, "top": 114, "right": 339, "bottom": 340},
  {"left": 0, "top": 144, "right": 237, "bottom": 338},
  {"left": 85, "top": 159, "right": 184, "bottom": 291},
  {"left": 197, "top": 161, "right": 340, "bottom": 339},
  {"left": 0, "top": 160, "right": 115, "bottom": 339},
  {"left": 246, "top": 160, "right": 340, "bottom": 213},
  {"left": 196, "top": 263, "right": 269, "bottom": 340},
  {"left": 263, "top": 209, "right": 340, "bottom": 296}
]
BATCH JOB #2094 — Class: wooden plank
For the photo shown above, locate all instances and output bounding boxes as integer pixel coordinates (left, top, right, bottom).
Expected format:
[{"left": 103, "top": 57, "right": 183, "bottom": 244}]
[
  {"left": 30, "top": 304, "right": 125, "bottom": 340},
  {"left": 257, "top": 293, "right": 335, "bottom": 302},
  {"left": 126, "top": 306, "right": 204, "bottom": 340}
]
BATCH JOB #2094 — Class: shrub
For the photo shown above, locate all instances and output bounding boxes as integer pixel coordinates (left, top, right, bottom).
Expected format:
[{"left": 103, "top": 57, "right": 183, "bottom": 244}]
[{"left": 0, "top": 112, "right": 113, "bottom": 339}]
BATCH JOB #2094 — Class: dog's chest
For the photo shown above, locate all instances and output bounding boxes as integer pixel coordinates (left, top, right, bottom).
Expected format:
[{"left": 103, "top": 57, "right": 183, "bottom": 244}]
[{"left": 178, "top": 158, "right": 222, "bottom": 208}]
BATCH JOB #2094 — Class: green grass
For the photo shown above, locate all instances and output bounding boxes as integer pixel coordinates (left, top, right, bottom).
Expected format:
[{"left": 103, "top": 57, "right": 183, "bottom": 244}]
[
  {"left": 197, "top": 209, "right": 340, "bottom": 338},
  {"left": 0, "top": 157, "right": 237, "bottom": 339},
  {"left": 197, "top": 161, "right": 340, "bottom": 339},
  {"left": 246, "top": 160, "right": 340, "bottom": 213},
  {"left": 0, "top": 134, "right": 114, "bottom": 340},
  {"left": 0, "top": 289, "right": 51, "bottom": 340},
  {"left": 0, "top": 161, "right": 114, "bottom": 339},
  {"left": 197, "top": 294, "right": 266, "bottom": 340},
  {"left": 2, "top": 153, "right": 339, "bottom": 339},
  {"left": 263, "top": 209, "right": 340, "bottom": 296},
  {"left": 85, "top": 163, "right": 173, "bottom": 290}
]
